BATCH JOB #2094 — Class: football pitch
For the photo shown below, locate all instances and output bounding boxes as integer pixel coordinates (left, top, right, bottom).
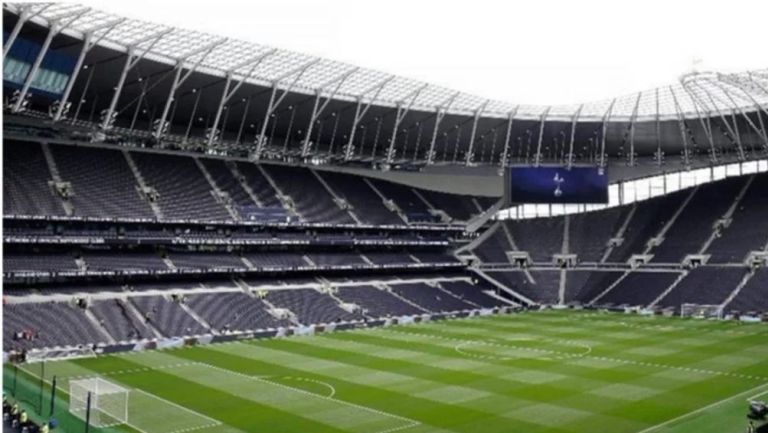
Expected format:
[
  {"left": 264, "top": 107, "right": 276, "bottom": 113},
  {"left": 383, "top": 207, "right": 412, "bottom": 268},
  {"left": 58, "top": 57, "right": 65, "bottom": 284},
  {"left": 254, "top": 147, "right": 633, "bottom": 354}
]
[{"left": 10, "top": 310, "right": 768, "bottom": 433}]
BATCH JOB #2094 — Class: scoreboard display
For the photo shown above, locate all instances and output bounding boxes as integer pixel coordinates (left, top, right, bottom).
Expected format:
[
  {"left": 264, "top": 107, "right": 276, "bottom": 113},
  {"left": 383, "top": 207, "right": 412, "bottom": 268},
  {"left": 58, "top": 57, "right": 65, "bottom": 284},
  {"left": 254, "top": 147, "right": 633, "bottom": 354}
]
[{"left": 506, "top": 165, "right": 609, "bottom": 204}]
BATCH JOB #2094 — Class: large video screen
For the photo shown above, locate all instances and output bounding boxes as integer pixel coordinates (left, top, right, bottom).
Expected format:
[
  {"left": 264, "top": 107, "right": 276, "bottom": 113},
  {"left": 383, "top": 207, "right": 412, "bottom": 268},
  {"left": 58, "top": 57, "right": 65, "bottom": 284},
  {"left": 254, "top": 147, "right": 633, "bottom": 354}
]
[{"left": 507, "top": 166, "right": 609, "bottom": 204}]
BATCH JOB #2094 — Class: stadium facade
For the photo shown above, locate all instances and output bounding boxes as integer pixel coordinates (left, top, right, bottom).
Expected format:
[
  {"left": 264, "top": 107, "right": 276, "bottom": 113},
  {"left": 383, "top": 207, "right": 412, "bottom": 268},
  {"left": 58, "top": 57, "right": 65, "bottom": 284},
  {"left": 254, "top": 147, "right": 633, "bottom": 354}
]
[{"left": 2, "top": 2, "right": 767, "bottom": 360}]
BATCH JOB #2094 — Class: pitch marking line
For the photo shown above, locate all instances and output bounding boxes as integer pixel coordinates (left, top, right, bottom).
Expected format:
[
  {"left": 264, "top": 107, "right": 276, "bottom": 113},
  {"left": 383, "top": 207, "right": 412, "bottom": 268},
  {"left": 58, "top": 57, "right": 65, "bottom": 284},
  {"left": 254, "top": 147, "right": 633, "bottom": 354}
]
[
  {"left": 279, "top": 376, "right": 336, "bottom": 398},
  {"left": 67, "top": 360, "right": 419, "bottom": 433},
  {"left": 382, "top": 328, "right": 768, "bottom": 381},
  {"left": 194, "top": 361, "right": 421, "bottom": 433},
  {"left": 19, "top": 364, "right": 224, "bottom": 433},
  {"left": 635, "top": 382, "right": 768, "bottom": 433}
]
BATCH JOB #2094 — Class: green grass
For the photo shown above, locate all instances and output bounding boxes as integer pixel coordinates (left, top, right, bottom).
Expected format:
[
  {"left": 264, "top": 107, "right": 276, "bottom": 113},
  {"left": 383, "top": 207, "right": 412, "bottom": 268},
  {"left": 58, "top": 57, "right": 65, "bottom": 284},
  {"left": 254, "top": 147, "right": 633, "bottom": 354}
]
[{"left": 11, "top": 310, "right": 768, "bottom": 433}]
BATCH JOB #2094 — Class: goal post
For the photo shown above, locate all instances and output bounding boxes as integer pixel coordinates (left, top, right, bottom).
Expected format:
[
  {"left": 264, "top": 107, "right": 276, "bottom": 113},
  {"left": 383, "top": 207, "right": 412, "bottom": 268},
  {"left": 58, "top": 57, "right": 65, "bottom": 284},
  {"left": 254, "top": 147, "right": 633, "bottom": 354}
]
[
  {"left": 680, "top": 303, "right": 723, "bottom": 319},
  {"left": 69, "top": 378, "right": 129, "bottom": 428}
]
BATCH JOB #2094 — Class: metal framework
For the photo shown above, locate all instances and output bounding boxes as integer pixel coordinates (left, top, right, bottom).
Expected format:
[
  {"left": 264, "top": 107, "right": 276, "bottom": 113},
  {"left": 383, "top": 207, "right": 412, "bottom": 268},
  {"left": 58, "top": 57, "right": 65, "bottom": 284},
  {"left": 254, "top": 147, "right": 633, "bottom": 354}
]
[{"left": 5, "top": 3, "right": 766, "bottom": 124}]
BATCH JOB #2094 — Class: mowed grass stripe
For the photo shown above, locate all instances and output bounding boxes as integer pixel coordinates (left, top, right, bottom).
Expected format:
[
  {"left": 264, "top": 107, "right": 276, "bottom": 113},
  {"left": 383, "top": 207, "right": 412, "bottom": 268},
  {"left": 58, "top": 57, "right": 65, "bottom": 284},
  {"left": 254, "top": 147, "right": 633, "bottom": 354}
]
[
  {"left": 383, "top": 317, "right": 768, "bottom": 380},
  {"left": 323, "top": 326, "right": 749, "bottom": 422},
  {"left": 70, "top": 354, "right": 349, "bottom": 433},
  {"left": 236, "top": 332, "right": 664, "bottom": 432},
  {"left": 173, "top": 344, "right": 550, "bottom": 433},
  {"left": 449, "top": 314, "right": 768, "bottom": 377},
  {"left": 114, "top": 350, "right": 413, "bottom": 433}
]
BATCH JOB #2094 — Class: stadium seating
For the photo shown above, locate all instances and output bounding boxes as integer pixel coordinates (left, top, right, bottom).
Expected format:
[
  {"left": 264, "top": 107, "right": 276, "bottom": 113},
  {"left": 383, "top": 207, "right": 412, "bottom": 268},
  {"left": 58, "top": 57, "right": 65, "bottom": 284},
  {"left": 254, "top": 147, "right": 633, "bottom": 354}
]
[
  {"left": 438, "top": 280, "right": 503, "bottom": 308},
  {"left": 315, "top": 171, "right": 404, "bottom": 225},
  {"left": 200, "top": 158, "right": 259, "bottom": 209},
  {"left": 335, "top": 285, "right": 427, "bottom": 317},
  {"left": 50, "top": 144, "right": 155, "bottom": 219},
  {"left": 3, "top": 253, "right": 79, "bottom": 273},
  {"left": 596, "top": 271, "right": 680, "bottom": 306},
  {"left": 3, "top": 141, "right": 65, "bottom": 216},
  {"left": 707, "top": 174, "right": 768, "bottom": 263},
  {"left": 389, "top": 282, "right": 474, "bottom": 312},
  {"left": 650, "top": 177, "right": 746, "bottom": 263},
  {"left": 130, "top": 295, "right": 208, "bottom": 337},
  {"left": 563, "top": 270, "right": 627, "bottom": 304},
  {"left": 4, "top": 302, "right": 107, "bottom": 350},
  {"left": 261, "top": 165, "right": 354, "bottom": 224},
  {"left": 568, "top": 207, "right": 629, "bottom": 262},
  {"left": 506, "top": 218, "right": 564, "bottom": 263},
  {"left": 186, "top": 292, "right": 290, "bottom": 331},
  {"left": 131, "top": 152, "right": 232, "bottom": 221},
  {"left": 90, "top": 298, "right": 154, "bottom": 341},
  {"left": 657, "top": 267, "right": 747, "bottom": 309},
  {"left": 728, "top": 269, "right": 768, "bottom": 313},
  {"left": 265, "top": 288, "right": 362, "bottom": 324}
]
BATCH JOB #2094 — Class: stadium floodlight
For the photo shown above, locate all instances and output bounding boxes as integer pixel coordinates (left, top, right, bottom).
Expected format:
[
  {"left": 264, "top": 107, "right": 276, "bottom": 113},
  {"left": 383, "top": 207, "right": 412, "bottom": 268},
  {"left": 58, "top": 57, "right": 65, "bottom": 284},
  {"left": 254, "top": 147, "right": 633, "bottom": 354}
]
[{"left": 69, "top": 377, "right": 129, "bottom": 428}]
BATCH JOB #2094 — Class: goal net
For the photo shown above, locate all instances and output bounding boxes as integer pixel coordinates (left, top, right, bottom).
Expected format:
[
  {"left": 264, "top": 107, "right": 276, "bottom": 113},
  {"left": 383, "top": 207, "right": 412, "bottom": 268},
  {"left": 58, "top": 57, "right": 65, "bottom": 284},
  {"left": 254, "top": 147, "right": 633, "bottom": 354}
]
[
  {"left": 69, "top": 378, "right": 129, "bottom": 428},
  {"left": 680, "top": 303, "right": 723, "bottom": 319}
]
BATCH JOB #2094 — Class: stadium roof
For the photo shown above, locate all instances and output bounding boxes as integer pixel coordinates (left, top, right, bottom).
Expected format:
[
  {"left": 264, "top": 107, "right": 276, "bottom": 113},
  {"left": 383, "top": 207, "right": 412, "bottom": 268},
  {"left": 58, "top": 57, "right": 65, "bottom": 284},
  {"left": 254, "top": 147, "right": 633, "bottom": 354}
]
[{"left": 6, "top": 2, "right": 768, "bottom": 123}]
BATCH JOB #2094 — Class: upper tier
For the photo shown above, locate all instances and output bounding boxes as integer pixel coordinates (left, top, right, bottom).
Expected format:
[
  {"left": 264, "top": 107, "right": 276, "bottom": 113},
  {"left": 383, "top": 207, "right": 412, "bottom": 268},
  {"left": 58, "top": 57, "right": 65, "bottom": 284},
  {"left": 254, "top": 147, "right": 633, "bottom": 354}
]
[{"left": 3, "top": 139, "right": 497, "bottom": 228}]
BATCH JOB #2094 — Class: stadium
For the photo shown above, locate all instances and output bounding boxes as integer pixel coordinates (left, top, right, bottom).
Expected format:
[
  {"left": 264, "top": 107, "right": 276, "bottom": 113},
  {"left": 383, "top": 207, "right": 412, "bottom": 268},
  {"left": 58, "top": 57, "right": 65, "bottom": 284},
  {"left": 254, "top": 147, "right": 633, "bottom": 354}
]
[{"left": 2, "top": 2, "right": 768, "bottom": 433}]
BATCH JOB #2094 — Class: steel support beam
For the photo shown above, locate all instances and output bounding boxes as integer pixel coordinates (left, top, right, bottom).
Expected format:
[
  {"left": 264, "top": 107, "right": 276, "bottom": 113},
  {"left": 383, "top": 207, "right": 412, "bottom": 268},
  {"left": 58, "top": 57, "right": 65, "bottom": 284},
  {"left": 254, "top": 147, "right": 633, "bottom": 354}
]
[
  {"left": 11, "top": 8, "right": 91, "bottom": 113},
  {"left": 301, "top": 67, "right": 358, "bottom": 157},
  {"left": 598, "top": 99, "right": 616, "bottom": 169},
  {"left": 385, "top": 84, "right": 428, "bottom": 163},
  {"left": 3, "top": 4, "right": 52, "bottom": 59},
  {"left": 343, "top": 76, "right": 394, "bottom": 161},
  {"left": 680, "top": 84, "right": 718, "bottom": 162},
  {"left": 499, "top": 107, "right": 519, "bottom": 169},
  {"left": 533, "top": 107, "right": 551, "bottom": 166},
  {"left": 627, "top": 93, "right": 642, "bottom": 167},
  {"left": 687, "top": 80, "right": 746, "bottom": 160},
  {"left": 52, "top": 18, "right": 125, "bottom": 122},
  {"left": 207, "top": 51, "right": 275, "bottom": 146},
  {"left": 426, "top": 91, "right": 460, "bottom": 165},
  {"left": 100, "top": 29, "right": 172, "bottom": 131},
  {"left": 464, "top": 100, "right": 489, "bottom": 165},
  {"left": 153, "top": 39, "right": 227, "bottom": 139},
  {"left": 253, "top": 59, "right": 320, "bottom": 159},
  {"left": 669, "top": 86, "right": 692, "bottom": 167},
  {"left": 704, "top": 77, "right": 768, "bottom": 150},
  {"left": 566, "top": 104, "right": 584, "bottom": 169}
]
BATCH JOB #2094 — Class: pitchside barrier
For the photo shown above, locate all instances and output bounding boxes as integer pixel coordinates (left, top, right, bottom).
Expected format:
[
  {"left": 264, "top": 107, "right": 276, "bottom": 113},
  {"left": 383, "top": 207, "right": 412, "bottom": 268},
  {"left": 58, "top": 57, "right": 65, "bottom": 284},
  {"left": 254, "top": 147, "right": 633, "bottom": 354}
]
[
  {"left": 13, "top": 306, "right": 516, "bottom": 362},
  {"left": 3, "top": 362, "right": 124, "bottom": 433}
]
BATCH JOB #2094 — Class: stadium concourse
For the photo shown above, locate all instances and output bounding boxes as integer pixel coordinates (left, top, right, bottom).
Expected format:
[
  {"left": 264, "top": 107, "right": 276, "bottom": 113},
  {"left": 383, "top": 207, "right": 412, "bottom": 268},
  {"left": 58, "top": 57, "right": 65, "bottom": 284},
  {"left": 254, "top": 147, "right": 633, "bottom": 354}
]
[{"left": 2, "top": 3, "right": 768, "bottom": 433}]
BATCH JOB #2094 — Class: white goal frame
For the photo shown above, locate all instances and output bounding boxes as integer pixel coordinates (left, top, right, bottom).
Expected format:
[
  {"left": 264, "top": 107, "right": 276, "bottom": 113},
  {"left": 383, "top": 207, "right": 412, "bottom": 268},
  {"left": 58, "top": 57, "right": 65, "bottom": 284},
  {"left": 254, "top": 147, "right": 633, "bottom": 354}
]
[
  {"left": 680, "top": 303, "right": 723, "bottom": 319},
  {"left": 69, "top": 377, "right": 129, "bottom": 428}
]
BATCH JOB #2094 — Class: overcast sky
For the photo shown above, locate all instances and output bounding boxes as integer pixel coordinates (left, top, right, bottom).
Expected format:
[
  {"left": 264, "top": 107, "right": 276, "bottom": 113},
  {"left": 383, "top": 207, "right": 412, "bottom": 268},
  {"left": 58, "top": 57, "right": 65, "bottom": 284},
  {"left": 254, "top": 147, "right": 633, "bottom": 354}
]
[{"left": 84, "top": 0, "right": 768, "bottom": 106}]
